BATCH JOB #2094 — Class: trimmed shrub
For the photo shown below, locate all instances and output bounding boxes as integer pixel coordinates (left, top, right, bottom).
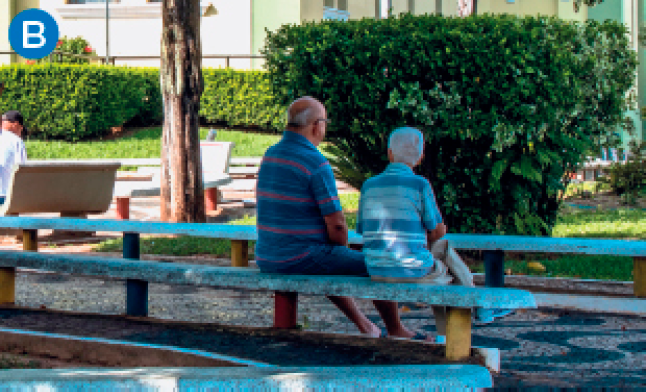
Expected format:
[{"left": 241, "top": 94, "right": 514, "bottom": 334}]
[
  {"left": 263, "top": 13, "right": 637, "bottom": 236},
  {"left": 0, "top": 65, "right": 284, "bottom": 140},
  {"left": 200, "top": 68, "right": 284, "bottom": 131},
  {"left": 0, "top": 64, "right": 147, "bottom": 141},
  {"left": 37, "top": 36, "right": 97, "bottom": 64}
]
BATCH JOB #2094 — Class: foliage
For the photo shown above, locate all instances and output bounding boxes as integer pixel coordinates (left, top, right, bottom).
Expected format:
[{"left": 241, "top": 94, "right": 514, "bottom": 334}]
[
  {"left": 597, "top": 141, "right": 646, "bottom": 205},
  {"left": 201, "top": 69, "right": 284, "bottom": 132},
  {"left": 0, "top": 64, "right": 284, "bottom": 140},
  {"left": 263, "top": 13, "right": 637, "bottom": 236},
  {"left": 0, "top": 64, "right": 149, "bottom": 141},
  {"left": 37, "top": 36, "right": 97, "bottom": 64}
]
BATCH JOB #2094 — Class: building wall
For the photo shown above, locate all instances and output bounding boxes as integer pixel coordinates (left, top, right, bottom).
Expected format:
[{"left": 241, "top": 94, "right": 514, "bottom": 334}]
[
  {"left": 302, "top": 0, "right": 325, "bottom": 21},
  {"left": 38, "top": 0, "right": 251, "bottom": 69},
  {"left": 348, "top": 0, "right": 379, "bottom": 19},
  {"left": 0, "top": 0, "right": 15, "bottom": 66},
  {"left": 413, "top": 0, "right": 437, "bottom": 15},
  {"left": 477, "top": 0, "right": 579, "bottom": 20}
]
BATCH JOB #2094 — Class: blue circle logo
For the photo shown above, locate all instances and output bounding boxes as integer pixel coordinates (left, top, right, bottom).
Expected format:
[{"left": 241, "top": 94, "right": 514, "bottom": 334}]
[{"left": 9, "top": 9, "right": 60, "bottom": 60}]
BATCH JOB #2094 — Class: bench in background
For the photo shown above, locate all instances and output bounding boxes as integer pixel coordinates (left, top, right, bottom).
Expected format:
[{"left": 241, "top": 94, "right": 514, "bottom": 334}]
[{"left": 0, "top": 162, "right": 120, "bottom": 218}]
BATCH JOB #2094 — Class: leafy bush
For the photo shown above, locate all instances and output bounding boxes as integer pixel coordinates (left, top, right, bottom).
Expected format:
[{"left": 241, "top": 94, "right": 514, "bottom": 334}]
[
  {"left": 36, "top": 36, "right": 97, "bottom": 64},
  {"left": 0, "top": 65, "right": 284, "bottom": 140},
  {"left": 200, "top": 68, "right": 284, "bottom": 131},
  {"left": 598, "top": 141, "right": 646, "bottom": 205},
  {"left": 263, "top": 13, "right": 637, "bottom": 236},
  {"left": 0, "top": 64, "right": 147, "bottom": 140}
]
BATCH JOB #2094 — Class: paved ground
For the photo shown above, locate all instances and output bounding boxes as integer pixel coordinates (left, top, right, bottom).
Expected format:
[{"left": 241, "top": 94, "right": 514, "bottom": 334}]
[
  {"left": 2, "top": 180, "right": 646, "bottom": 387},
  {"left": 6, "top": 271, "right": 646, "bottom": 388}
]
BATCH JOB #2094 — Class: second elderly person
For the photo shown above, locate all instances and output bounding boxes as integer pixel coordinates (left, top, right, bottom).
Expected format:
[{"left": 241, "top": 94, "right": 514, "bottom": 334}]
[{"left": 255, "top": 96, "right": 431, "bottom": 340}]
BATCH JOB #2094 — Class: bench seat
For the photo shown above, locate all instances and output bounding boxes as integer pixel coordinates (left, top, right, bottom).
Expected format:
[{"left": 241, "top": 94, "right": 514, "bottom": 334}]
[
  {"left": 0, "top": 249, "right": 536, "bottom": 362},
  {"left": 0, "top": 365, "right": 493, "bottom": 389}
]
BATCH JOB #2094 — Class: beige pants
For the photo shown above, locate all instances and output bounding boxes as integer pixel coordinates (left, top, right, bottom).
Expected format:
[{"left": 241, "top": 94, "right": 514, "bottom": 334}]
[{"left": 371, "top": 240, "right": 474, "bottom": 336}]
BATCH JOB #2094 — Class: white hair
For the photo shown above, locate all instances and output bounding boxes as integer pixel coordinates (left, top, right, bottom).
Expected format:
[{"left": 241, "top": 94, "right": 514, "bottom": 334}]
[
  {"left": 388, "top": 127, "right": 424, "bottom": 166},
  {"left": 287, "top": 107, "right": 315, "bottom": 127}
]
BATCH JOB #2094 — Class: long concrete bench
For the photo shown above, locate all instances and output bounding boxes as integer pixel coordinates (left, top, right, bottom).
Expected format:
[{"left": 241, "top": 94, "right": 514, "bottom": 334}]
[
  {"left": 0, "top": 216, "right": 644, "bottom": 296},
  {"left": 0, "top": 249, "right": 536, "bottom": 362},
  {"left": 0, "top": 162, "right": 120, "bottom": 218},
  {"left": 0, "top": 365, "right": 493, "bottom": 389},
  {"left": 0, "top": 365, "right": 493, "bottom": 391}
]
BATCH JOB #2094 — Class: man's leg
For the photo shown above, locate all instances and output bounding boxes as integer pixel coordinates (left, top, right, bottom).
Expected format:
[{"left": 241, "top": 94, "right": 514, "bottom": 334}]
[
  {"left": 326, "top": 295, "right": 381, "bottom": 337},
  {"left": 372, "top": 299, "right": 433, "bottom": 340}
]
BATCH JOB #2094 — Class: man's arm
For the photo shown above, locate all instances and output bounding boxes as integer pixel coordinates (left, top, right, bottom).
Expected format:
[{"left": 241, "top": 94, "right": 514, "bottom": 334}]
[
  {"left": 324, "top": 210, "right": 349, "bottom": 246},
  {"left": 427, "top": 222, "right": 447, "bottom": 246}
]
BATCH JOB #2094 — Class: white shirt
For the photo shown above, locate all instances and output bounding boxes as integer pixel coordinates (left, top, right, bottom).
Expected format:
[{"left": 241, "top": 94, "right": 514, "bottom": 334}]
[{"left": 0, "top": 130, "right": 27, "bottom": 197}]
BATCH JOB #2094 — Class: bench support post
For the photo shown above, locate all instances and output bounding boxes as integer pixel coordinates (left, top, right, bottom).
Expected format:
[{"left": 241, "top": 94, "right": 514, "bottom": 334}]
[
  {"left": 205, "top": 188, "right": 218, "bottom": 212},
  {"left": 635, "top": 257, "right": 646, "bottom": 298},
  {"left": 22, "top": 229, "right": 38, "bottom": 252},
  {"left": 445, "top": 307, "right": 472, "bottom": 361},
  {"left": 116, "top": 197, "right": 130, "bottom": 220},
  {"left": 231, "top": 240, "right": 249, "bottom": 267},
  {"left": 483, "top": 250, "right": 505, "bottom": 287},
  {"left": 123, "top": 232, "right": 147, "bottom": 317},
  {"left": 0, "top": 267, "right": 16, "bottom": 304},
  {"left": 274, "top": 291, "right": 298, "bottom": 329}
]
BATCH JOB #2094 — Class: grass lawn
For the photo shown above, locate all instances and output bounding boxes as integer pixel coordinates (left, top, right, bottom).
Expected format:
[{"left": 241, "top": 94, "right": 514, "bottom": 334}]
[{"left": 26, "top": 128, "right": 280, "bottom": 160}]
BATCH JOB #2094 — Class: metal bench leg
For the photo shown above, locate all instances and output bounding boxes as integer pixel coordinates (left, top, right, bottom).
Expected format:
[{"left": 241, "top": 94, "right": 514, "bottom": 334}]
[
  {"left": 22, "top": 229, "right": 37, "bottom": 252},
  {"left": 231, "top": 240, "right": 249, "bottom": 267},
  {"left": 635, "top": 257, "right": 646, "bottom": 298},
  {"left": 205, "top": 188, "right": 218, "bottom": 212},
  {"left": 116, "top": 197, "right": 130, "bottom": 220},
  {"left": 0, "top": 267, "right": 16, "bottom": 304},
  {"left": 274, "top": 291, "right": 298, "bottom": 329},
  {"left": 123, "top": 232, "right": 148, "bottom": 317},
  {"left": 483, "top": 250, "right": 505, "bottom": 287},
  {"left": 445, "top": 307, "right": 472, "bottom": 361}
]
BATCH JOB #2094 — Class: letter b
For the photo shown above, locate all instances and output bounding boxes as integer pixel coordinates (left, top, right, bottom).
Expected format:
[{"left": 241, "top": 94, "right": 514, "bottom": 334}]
[
  {"left": 9, "top": 9, "right": 59, "bottom": 59},
  {"left": 23, "top": 21, "right": 46, "bottom": 49}
]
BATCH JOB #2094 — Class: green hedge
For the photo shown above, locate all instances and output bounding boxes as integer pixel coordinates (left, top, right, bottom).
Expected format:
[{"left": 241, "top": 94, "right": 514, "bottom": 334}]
[
  {"left": 263, "top": 13, "right": 637, "bottom": 236},
  {"left": 0, "top": 65, "right": 284, "bottom": 141},
  {"left": 200, "top": 68, "right": 284, "bottom": 131}
]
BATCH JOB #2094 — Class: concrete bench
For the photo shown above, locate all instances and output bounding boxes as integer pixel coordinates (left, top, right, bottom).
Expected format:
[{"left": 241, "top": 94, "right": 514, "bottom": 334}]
[
  {"left": 0, "top": 162, "right": 120, "bottom": 218},
  {"left": 0, "top": 248, "right": 536, "bottom": 362},
  {"left": 349, "top": 232, "right": 646, "bottom": 298},
  {"left": 0, "top": 365, "right": 493, "bottom": 389}
]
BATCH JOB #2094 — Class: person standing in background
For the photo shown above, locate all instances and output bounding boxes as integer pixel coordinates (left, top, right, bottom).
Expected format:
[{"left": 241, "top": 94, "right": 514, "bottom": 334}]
[{"left": 0, "top": 110, "right": 27, "bottom": 205}]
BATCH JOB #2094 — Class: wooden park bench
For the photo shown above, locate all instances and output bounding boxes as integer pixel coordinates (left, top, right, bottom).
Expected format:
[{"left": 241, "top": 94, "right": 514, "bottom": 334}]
[
  {"left": 0, "top": 162, "right": 120, "bottom": 218},
  {"left": 0, "top": 217, "right": 535, "bottom": 364}
]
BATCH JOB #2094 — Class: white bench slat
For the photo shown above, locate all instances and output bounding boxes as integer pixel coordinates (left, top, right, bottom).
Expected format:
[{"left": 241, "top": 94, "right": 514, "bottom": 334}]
[
  {"left": 0, "top": 251, "right": 536, "bottom": 310},
  {"left": 0, "top": 217, "right": 644, "bottom": 257}
]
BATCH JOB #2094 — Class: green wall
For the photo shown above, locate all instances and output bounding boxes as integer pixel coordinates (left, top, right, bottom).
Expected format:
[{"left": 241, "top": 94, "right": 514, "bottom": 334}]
[
  {"left": 587, "top": 0, "right": 622, "bottom": 23},
  {"left": 251, "top": 0, "right": 301, "bottom": 68}
]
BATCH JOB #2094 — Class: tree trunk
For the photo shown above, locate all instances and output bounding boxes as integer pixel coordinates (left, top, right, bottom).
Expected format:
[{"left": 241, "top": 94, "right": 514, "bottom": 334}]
[{"left": 160, "top": 0, "right": 205, "bottom": 223}]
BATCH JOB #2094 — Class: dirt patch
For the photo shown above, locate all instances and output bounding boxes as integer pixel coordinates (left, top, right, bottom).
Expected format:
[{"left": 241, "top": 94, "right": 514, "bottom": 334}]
[{"left": 0, "top": 306, "right": 483, "bottom": 369}]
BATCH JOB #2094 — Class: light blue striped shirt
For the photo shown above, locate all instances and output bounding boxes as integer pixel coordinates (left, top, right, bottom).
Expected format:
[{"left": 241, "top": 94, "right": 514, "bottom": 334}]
[{"left": 357, "top": 163, "right": 443, "bottom": 279}]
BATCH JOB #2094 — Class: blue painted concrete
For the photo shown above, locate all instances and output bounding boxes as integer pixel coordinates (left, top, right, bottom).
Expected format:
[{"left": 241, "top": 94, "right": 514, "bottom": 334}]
[
  {"left": 0, "top": 365, "right": 493, "bottom": 389},
  {"left": 0, "top": 250, "right": 537, "bottom": 310}
]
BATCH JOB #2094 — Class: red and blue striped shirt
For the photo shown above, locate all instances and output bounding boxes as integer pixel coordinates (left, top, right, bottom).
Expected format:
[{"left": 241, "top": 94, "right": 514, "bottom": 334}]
[{"left": 255, "top": 131, "right": 342, "bottom": 268}]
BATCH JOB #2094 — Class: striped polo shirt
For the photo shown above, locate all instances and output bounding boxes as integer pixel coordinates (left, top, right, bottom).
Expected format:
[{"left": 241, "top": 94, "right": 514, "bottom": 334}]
[
  {"left": 357, "top": 163, "right": 443, "bottom": 279},
  {"left": 255, "top": 131, "right": 342, "bottom": 269}
]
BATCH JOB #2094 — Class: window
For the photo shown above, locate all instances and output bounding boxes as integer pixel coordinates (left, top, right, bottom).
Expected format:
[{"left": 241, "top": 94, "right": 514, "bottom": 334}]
[
  {"left": 337, "top": 0, "right": 348, "bottom": 11},
  {"left": 324, "top": 0, "right": 334, "bottom": 7}
]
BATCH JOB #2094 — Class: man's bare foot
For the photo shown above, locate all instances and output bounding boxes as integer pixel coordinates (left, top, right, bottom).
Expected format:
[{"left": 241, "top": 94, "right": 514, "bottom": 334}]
[{"left": 387, "top": 327, "right": 434, "bottom": 342}]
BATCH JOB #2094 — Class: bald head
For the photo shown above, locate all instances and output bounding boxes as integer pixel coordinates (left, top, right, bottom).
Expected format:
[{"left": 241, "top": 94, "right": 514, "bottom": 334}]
[{"left": 287, "top": 96, "right": 325, "bottom": 130}]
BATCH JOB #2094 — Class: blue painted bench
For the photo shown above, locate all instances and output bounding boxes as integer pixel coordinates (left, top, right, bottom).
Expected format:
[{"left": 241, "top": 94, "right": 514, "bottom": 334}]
[
  {"left": 0, "top": 217, "right": 536, "bottom": 362},
  {"left": 0, "top": 365, "right": 493, "bottom": 389},
  {"left": 1, "top": 216, "right": 644, "bottom": 296}
]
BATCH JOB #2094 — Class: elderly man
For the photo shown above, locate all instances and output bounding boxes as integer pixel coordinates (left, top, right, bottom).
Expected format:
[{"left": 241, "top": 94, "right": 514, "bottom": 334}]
[
  {"left": 357, "top": 127, "right": 513, "bottom": 342},
  {"left": 256, "top": 96, "right": 426, "bottom": 340}
]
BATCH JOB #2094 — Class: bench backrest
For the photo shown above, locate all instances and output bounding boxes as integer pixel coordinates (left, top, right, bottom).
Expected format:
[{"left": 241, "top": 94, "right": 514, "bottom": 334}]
[
  {"left": 0, "top": 162, "right": 120, "bottom": 215},
  {"left": 201, "top": 141, "right": 234, "bottom": 176}
]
